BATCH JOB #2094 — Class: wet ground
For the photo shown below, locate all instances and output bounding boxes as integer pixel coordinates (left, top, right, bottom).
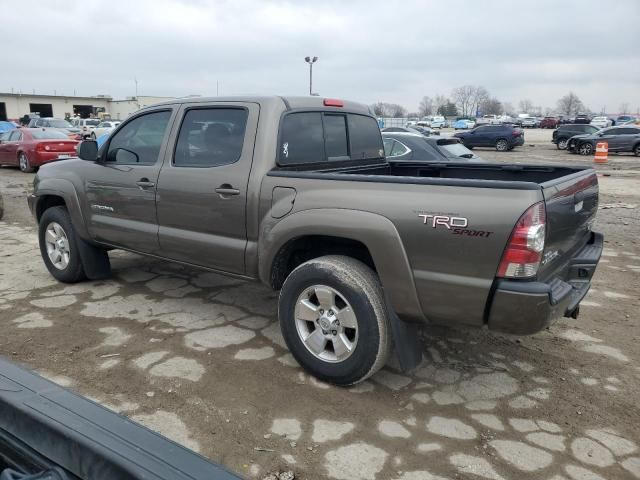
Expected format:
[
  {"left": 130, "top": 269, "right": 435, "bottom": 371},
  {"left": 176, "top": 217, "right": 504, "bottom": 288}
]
[{"left": 1, "top": 129, "right": 639, "bottom": 480}]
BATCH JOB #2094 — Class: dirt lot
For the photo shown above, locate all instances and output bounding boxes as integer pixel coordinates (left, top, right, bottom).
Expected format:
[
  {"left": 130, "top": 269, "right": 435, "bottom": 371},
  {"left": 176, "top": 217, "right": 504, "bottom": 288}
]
[{"left": 1, "top": 129, "right": 639, "bottom": 480}]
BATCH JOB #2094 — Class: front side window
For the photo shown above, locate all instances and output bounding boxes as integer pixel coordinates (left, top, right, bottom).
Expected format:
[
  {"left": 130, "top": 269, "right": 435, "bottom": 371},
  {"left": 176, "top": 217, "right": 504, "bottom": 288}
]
[
  {"left": 106, "top": 110, "right": 171, "bottom": 165},
  {"left": 174, "top": 108, "right": 248, "bottom": 167}
]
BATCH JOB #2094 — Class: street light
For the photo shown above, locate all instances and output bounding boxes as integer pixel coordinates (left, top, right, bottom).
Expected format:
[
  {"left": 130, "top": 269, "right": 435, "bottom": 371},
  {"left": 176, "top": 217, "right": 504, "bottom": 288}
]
[{"left": 304, "top": 56, "right": 318, "bottom": 96}]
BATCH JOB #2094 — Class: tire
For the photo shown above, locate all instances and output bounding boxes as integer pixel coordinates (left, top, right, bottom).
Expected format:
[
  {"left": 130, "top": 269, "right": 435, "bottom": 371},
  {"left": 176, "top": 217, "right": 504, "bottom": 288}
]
[
  {"left": 634, "top": 144, "right": 640, "bottom": 157},
  {"left": 578, "top": 142, "right": 593, "bottom": 156},
  {"left": 557, "top": 138, "right": 568, "bottom": 150},
  {"left": 19, "top": 152, "right": 35, "bottom": 173},
  {"left": 38, "top": 206, "right": 86, "bottom": 283},
  {"left": 278, "top": 255, "right": 392, "bottom": 386},
  {"left": 495, "top": 139, "right": 509, "bottom": 151}
]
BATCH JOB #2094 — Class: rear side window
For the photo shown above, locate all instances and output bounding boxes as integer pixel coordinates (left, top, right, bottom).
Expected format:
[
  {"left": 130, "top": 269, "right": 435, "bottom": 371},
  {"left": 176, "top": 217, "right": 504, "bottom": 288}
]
[{"left": 174, "top": 108, "right": 248, "bottom": 167}]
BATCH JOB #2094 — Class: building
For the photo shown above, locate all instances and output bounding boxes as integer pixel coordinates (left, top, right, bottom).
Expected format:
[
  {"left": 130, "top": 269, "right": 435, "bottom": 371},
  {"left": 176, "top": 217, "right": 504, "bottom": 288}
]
[{"left": 0, "top": 93, "right": 178, "bottom": 121}]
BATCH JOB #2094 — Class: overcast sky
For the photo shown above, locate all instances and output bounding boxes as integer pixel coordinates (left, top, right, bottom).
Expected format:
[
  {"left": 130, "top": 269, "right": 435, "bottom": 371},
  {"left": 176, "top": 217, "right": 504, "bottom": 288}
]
[{"left": 3, "top": 0, "right": 639, "bottom": 114}]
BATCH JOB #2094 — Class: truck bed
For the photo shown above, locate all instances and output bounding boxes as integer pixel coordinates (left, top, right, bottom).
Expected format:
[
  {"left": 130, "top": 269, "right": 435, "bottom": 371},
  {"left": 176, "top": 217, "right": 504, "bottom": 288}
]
[{"left": 271, "top": 161, "right": 591, "bottom": 189}]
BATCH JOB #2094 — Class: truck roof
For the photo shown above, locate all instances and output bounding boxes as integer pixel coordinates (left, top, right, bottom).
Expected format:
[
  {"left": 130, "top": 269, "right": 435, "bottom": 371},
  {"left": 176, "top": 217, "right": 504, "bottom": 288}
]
[{"left": 147, "top": 96, "right": 373, "bottom": 115}]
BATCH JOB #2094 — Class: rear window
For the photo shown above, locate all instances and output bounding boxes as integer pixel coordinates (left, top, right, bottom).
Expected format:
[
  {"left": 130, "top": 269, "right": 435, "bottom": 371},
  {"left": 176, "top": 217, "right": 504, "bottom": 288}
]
[
  {"left": 46, "top": 119, "right": 72, "bottom": 128},
  {"left": 85, "top": 119, "right": 100, "bottom": 126},
  {"left": 31, "top": 130, "right": 70, "bottom": 139},
  {"left": 279, "top": 112, "right": 383, "bottom": 165}
]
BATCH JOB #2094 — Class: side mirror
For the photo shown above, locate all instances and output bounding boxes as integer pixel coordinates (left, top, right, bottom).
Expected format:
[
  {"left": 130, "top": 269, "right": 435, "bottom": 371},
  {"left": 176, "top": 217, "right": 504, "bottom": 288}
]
[
  {"left": 77, "top": 140, "right": 99, "bottom": 161},
  {"left": 107, "top": 148, "right": 139, "bottom": 164}
]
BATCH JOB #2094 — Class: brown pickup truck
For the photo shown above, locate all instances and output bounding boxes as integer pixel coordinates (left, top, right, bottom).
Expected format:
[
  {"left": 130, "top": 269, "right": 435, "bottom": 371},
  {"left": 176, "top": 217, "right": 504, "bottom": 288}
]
[{"left": 28, "top": 96, "right": 602, "bottom": 385}]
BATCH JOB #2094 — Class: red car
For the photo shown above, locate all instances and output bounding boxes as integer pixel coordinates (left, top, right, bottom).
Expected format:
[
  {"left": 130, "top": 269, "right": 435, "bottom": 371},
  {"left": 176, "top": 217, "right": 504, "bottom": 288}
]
[
  {"left": 539, "top": 117, "right": 560, "bottom": 129},
  {"left": 0, "top": 128, "right": 79, "bottom": 172}
]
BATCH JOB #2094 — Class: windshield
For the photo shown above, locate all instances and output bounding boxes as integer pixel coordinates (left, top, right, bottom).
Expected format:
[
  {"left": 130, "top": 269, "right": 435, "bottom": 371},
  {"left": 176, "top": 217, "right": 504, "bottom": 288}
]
[
  {"left": 439, "top": 141, "right": 476, "bottom": 158},
  {"left": 47, "top": 119, "right": 72, "bottom": 128},
  {"left": 31, "top": 130, "right": 71, "bottom": 139}
]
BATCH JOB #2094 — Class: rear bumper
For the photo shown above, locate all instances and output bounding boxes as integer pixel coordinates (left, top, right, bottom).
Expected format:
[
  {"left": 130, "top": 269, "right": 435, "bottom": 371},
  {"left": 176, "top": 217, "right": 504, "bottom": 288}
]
[{"left": 487, "top": 231, "right": 603, "bottom": 335}]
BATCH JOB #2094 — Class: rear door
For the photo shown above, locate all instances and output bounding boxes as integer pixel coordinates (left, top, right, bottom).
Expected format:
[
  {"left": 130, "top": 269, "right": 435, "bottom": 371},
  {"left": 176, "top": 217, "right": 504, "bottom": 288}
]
[
  {"left": 155, "top": 102, "right": 259, "bottom": 274},
  {"left": 539, "top": 170, "right": 599, "bottom": 278},
  {"left": 616, "top": 128, "right": 640, "bottom": 151},
  {"left": 84, "top": 108, "right": 175, "bottom": 252},
  {"left": 2, "top": 130, "right": 22, "bottom": 165}
]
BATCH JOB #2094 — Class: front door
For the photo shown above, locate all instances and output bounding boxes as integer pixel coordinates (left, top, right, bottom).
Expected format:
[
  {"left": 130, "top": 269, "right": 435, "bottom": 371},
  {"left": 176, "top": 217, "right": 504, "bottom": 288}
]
[
  {"left": 155, "top": 102, "right": 259, "bottom": 275},
  {"left": 84, "top": 108, "right": 175, "bottom": 253}
]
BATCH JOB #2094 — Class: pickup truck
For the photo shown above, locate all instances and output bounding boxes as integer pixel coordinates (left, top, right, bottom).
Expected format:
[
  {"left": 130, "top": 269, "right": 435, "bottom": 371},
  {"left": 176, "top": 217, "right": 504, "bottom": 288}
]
[{"left": 28, "top": 96, "right": 603, "bottom": 386}]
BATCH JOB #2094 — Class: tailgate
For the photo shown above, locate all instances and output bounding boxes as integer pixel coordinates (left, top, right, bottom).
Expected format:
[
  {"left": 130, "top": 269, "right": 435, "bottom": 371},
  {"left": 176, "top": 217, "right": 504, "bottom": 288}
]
[{"left": 539, "top": 170, "right": 598, "bottom": 279}]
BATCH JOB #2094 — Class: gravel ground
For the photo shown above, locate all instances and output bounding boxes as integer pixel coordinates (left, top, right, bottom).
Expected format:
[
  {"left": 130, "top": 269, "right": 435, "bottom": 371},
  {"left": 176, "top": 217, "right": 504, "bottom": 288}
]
[{"left": 1, "top": 129, "right": 639, "bottom": 480}]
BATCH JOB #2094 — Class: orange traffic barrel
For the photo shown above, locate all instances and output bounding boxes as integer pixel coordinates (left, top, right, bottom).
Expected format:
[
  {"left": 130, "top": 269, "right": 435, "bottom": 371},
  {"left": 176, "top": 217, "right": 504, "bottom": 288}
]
[{"left": 594, "top": 142, "right": 608, "bottom": 164}]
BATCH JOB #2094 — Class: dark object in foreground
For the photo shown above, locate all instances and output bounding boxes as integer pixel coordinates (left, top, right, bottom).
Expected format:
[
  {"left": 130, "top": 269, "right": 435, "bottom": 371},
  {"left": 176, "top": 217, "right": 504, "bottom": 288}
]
[{"left": 0, "top": 358, "right": 241, "bottom": 480}]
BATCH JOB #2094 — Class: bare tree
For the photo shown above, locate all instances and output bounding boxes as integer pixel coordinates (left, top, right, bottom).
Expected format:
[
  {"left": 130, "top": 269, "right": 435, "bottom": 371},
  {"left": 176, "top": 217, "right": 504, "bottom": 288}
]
[
  {"left": 471, "top": 87, "right": 490, "bottom": 117},
  {"left": 452, "top": 85, "right": 475, "bottom": 117},
  {"left": 619, "top": 103, "right": 629, "bottom": 114},
  {"left": 519, "top": 99, "right": 534, "bottom": 114},
  {"left": 480, "top": 97, "right": 503, "bottom": 116},
  {"left": 556, "top": 92, "right": 585, "bottom": 116},
  {"left": 371, "top": 102, "right": 407, "bottom": 118},
  {"left": 418, "top": 96, "right": 434, "bottom": 117},
  {"left": 434, "top": 95, "right": 448, "bottom": 114}
]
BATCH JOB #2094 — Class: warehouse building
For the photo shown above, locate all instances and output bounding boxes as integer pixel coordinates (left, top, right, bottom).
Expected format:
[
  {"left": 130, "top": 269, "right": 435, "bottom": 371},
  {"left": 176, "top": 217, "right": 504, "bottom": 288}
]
[{"left": 0, "top": 93, "right": 177, "bottom": 121}]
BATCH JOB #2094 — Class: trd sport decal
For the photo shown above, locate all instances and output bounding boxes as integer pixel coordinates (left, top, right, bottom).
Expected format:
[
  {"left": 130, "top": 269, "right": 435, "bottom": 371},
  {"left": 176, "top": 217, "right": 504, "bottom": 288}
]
[{"left": 418, "top": 213, "right": 493, "bottom": 238}]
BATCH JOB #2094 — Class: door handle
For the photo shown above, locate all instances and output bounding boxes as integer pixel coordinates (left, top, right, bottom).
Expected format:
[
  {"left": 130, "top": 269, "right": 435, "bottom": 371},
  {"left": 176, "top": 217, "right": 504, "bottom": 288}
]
[
  {"left": 215, "top": 184, "right": 240, "bottom": 197},
  {"left": 136, "top": 178, "right": 155, "bottom": 189}
]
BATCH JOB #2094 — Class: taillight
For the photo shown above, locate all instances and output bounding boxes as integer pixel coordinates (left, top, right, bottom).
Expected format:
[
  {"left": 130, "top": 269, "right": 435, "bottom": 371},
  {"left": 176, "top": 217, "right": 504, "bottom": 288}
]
[
  {"left": 497, "top": 202, "right": 546, "bottom": 278},
  {"left": 36, "top": 144, "right": 49, "bottom": 151}
]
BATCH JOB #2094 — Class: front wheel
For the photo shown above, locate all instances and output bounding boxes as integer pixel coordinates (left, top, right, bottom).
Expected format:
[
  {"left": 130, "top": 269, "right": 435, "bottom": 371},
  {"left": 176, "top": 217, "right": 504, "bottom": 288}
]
[
  {"left": 495, "top": 139, "right": 509, "bottom": 151},
  {"left": 578, "top": 142, "right": 594, "bottom": 156},
  {"left": 278, "top": 255, "right": 391, "bottom": 386},
  {"left": 38, "top": 207, "right": 86, "bottom": 283},
  {"left": 19, "top": 153, "right": 35, "bottom": 173}
]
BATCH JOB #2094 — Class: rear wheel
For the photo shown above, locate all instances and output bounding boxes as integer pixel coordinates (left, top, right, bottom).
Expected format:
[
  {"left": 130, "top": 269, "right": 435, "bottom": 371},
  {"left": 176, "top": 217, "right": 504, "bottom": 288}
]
[
  {"left": 578, "top": 142, "right": 594, "bottom": 156},
  {"left": 19, "top": 152, "right": 34, "bottom": 173},
  {"left": 279, "top": 255, "right": 391, "bottom": 386},
  {"left": 495, "top": 139, "right": 509, "bottom": 151},
  {"left": 557, "top": 138, "right": 568, "bottom": 150}
]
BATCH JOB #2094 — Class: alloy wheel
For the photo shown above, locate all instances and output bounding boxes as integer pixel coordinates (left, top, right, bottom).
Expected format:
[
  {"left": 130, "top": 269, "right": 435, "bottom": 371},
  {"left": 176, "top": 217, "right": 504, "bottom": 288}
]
[
  {"left": 294, "top": 285, "right": 358, "bottom": 363},
  {"left": 44, "top": 222, "right": 71, "bottom": 270}
]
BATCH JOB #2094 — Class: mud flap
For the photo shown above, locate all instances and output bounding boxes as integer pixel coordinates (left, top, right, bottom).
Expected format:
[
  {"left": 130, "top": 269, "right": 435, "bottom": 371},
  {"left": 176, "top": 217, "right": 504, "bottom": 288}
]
[
  {"left": 74, "top": 233, "right": 111, "bottom": 280},
  {"left": 386, "top": 298, "right": 423, "bottom": 372}
]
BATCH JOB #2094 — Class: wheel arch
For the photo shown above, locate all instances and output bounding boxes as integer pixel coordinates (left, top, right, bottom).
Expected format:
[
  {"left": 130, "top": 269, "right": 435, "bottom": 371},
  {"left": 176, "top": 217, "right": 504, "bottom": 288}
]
[
  {"left": 33, "top": 179, "right": 90, "bottom": 240},
  {"left": 259, "top": 208, "right": 425, "bottom": 322}
]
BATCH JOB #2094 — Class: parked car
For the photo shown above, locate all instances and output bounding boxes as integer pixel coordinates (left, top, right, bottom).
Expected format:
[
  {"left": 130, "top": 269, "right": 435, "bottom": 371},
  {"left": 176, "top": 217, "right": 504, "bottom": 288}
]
[
  {"left": 453, "top": 119, "right": 475, "bottom": 129},
  {"left": 539, "top": 117, "right": 559, "bottom": 129},
  {"left": 552, "top": 124, "right": 600, "bottom": 150},
  {"left": 0, "top": 120, "right": 18, "bottom": 133},
  {"left": 590, "top": 116, "right": 612, "bottom": 129},
  {"left": 0, "top": 128, "right": 79, "bottom": 172},
  {"left": 29, "top": 95, "right": 602, "bottom": 385},
  {"left": 568, "top": 126, "right": 640, "bottom": 156},
  {"left": 27, "top": 117, "right": 82, "bottom": 137},
  {"left": 521, "top": 117, "right": 538, "bottom": 128},
  {"left": 70, "top": 117, "right": 101, "bottom": 138},
  {"left": 92, "top": 120, "right": 122, "bottom": 139},
  {"left": 476, "top": 115, "right": 500, "bottom": 126},
  {"left": 615, "top": 115, "right": 636, "bottom": 126},
  {"left": 454, "top": 124, "right": 525, "bottom": 151},
  {"left": 574, "top": 114, "right": 591, "bottom": 124},
  {"left": 382, "top": 132, "right": 483, "bottom": 162}
]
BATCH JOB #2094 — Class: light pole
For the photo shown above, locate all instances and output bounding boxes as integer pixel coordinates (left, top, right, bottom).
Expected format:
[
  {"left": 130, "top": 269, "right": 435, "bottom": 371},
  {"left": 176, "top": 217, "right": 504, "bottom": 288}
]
[{"left": 304, "top": 56, "right": 318, "bottom": 96}]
